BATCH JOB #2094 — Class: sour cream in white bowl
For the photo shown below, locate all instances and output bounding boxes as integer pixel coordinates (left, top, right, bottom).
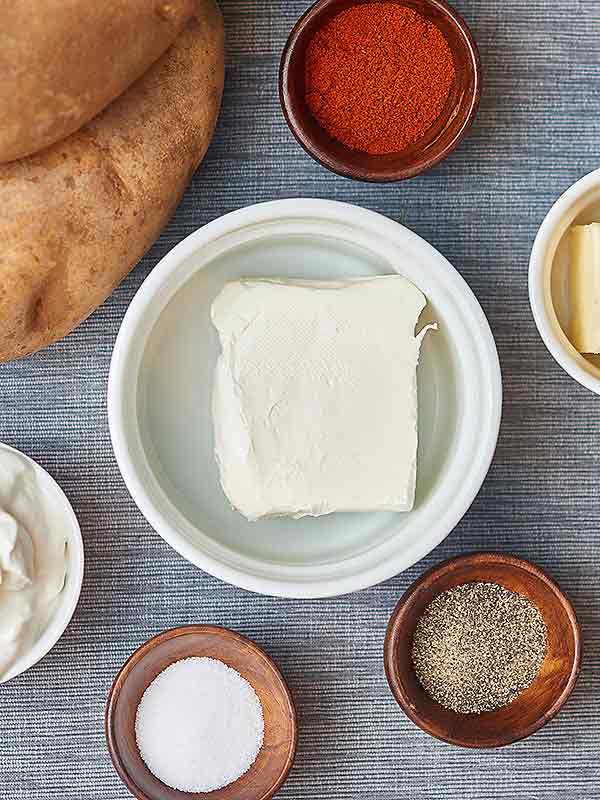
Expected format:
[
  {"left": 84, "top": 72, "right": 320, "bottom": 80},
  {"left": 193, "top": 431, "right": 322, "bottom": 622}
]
[
  {"left": 108, "top": 200, "right": 502, "bottom": 598},
  {"left": 0, "top": 442, "right": 83, "bottom": 683}
]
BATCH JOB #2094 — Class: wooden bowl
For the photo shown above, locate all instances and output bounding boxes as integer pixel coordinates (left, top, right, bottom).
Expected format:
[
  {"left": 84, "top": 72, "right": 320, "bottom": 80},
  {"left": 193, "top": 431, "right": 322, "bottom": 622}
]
[
  {"left": 106, "top": 626, "right": 297, "bottom": 799},
  {"left": 384, "top": 553, "right": 582, "bottom": 748},
  {"left": 279, "top": 0, "right": 481, "bottom": 182}
]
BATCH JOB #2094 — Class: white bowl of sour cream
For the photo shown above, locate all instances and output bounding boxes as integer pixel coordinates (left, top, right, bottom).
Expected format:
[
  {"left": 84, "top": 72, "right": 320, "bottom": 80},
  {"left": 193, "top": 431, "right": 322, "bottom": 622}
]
[
  {"left": 109, "top": 199, "right": 502, "bottom": 598},
  {"left": 0, "top": 442, "right": 84, "bottom": 683}
]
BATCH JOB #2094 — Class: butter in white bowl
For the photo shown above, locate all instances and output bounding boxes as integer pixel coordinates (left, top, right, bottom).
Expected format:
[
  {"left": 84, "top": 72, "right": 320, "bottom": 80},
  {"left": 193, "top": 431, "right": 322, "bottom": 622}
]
[{"left": 211, "top": 275, "right": 436, "bottom": 521}]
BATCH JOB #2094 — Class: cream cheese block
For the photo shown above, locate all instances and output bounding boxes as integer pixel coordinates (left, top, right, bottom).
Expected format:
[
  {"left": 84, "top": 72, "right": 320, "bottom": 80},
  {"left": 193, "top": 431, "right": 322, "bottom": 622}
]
[{"left": 211, "top": 276, "right": 435, "bottom": 521}]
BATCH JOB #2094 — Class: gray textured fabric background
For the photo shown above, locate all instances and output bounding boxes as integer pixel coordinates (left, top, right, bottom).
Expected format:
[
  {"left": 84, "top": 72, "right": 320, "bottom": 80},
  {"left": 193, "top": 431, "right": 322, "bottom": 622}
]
[{"left": 1, "top": 1, "right": 599, "bottom": 797}]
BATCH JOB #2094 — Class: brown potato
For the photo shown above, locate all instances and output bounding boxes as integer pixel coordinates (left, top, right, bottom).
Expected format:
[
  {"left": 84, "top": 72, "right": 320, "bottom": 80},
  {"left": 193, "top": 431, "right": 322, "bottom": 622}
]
[
  {"left": 0, "top": 0, "right": 200, "bottom": 163},
  {"left": 0, "top": 1, "right": 224, "bottom": 363}
]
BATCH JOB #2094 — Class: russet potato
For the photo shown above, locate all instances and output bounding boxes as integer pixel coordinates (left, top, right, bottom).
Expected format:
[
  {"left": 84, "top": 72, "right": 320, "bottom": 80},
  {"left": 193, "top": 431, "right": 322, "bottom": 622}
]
[
  {"left": 0, "top": 0, "right": 200, "bottom": 163},
  {"left": 0, "top": 1, "right": 224, "bottom": 363}
]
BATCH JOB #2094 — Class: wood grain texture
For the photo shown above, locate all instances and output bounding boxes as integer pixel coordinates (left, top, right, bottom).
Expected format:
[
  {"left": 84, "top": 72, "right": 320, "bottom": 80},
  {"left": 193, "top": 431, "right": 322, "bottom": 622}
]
[
  {"left": 279, "top": 0, "right": 481, "bottom": 182},
  {"left": 384, "top": 552, "right": 582, "bottom": 748},
  {"left": 106, "top": 626, "right": 298, "bottom": 800},
  {"left": 0, "top": 0, "right": 224, "bottom": 364},
  {"left": 0, "top": 0, "right": 199, "bottom": 163}
]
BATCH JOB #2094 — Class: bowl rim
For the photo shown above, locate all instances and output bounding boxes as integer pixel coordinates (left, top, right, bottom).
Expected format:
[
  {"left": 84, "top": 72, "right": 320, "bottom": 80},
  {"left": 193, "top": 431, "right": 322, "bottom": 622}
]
[
  {"left": 384, "top": 551, "right": 583, "bottom": 748},
  {"left": 0, "top": 441, "right": 84, "bottom": 684},
  {"left": 105, "top": 624, "right": 298, "bottom": 800},
  {"left": 529, "top": 167, "right": 600, "bottom": 395},
  {"left": 108, "top": 198, "right": 502, "bottom": 599},
  {"left": 279, "top": 0, "right": 482, "bottom": 182}
]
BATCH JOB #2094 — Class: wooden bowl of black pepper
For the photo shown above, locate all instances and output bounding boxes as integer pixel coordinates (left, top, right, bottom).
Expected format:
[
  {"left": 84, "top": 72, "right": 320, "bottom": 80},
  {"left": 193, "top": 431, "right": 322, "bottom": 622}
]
[
  {"left": 279, "top": 0, "right": 481, "bottom": 181},
  {"left": 384, "top": 553, "right": 582, "bottom": 748}
]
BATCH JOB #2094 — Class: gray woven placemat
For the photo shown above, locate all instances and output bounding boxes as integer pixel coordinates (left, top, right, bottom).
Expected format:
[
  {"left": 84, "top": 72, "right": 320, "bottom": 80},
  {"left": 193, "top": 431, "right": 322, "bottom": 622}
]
[{"left": 1, "top": 1, "right": 599, "bottom": 797}]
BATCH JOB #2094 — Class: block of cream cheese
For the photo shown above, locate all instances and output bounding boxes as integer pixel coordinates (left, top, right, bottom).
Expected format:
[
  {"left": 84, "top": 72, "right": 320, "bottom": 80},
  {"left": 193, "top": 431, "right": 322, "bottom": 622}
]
[
  {"left": 570, "top": 223, "right": 600, "bottom": 354},
  {"left": 211, "top": 276, "right": 435, "bottom": 521}
]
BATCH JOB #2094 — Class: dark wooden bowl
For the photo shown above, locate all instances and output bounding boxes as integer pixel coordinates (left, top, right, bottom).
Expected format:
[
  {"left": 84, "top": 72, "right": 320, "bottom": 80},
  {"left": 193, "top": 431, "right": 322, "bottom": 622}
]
[
  {"left": 106, "top": 626, "right": 298, "bottom": 800},
  {"left": 279, "top": 0, "right": 482, "bottom": 182},
  {"left": 384, "top": 553, "right": 582, "bottom": 748}
]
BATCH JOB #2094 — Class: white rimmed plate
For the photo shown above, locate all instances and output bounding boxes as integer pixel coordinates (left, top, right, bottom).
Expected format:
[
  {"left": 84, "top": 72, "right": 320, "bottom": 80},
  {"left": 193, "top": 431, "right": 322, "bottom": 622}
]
[
  {"left": 108, "top": 200, "right": 501, "bottom": 598},
  {"left": 0, "top": 442, "right": 84, "bottom": 682}
]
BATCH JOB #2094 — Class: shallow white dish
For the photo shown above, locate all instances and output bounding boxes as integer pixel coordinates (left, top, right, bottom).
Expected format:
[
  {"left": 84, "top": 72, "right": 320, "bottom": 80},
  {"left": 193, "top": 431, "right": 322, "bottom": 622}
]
[
  {"left": 108, "top": 200, "right": 502, "bottom": 598},
  {"left": 529, "top": 168, "right": 600, "bottom": 395},
  {"left": 0, "top": 442, "right": 84, "bottom": 682}
]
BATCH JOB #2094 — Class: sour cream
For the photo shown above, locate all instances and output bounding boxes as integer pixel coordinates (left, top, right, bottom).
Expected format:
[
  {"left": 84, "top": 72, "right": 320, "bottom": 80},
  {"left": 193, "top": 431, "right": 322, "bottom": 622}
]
[{"left": 0, "top": 448, "right": 68, "bottom": 682}]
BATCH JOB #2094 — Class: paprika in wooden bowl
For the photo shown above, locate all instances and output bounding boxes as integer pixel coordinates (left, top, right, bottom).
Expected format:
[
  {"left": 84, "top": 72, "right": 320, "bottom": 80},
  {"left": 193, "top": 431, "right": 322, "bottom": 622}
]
[{"left": 279, "top": 0, "right": 481, "bottom": 182}]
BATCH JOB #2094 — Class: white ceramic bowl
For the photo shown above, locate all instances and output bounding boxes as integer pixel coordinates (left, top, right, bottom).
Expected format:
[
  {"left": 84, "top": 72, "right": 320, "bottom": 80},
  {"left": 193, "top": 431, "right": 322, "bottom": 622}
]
[
  {"left": 108, "top": 200, "right": 502, "bottom": 598},
  {"left": 0, "top": 442, "right": 84, "bottom": 683},
  {"left": 529, "top": 168, "right": 600, "bottom": 394}
]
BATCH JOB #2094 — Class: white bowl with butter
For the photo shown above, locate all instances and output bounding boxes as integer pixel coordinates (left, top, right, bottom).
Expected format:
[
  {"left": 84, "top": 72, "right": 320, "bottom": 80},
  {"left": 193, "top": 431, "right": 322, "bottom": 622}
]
[
  {"left": 529, "top": 168, "right": 600, "bottom": 394},
  {"left": 108, "top": 200, "right": 502, "bottom": 598},
  {"left": 0, "top": 442, "right": 84, "bottom": 682}
]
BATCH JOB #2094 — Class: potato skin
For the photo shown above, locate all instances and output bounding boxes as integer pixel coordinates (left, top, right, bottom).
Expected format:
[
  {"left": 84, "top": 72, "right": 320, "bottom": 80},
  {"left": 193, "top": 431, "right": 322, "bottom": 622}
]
[
  {"left": 0, "top": 0, "right": 200, "bottom": 163},
  {"left": 0, "top": 1, "right": 224, "bottom": 363}
]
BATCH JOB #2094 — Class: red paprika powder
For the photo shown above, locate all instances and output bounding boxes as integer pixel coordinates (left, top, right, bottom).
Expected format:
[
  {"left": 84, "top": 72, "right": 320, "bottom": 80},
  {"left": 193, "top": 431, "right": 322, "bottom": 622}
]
[{"left": 304, "top": 3, "right": 455, "bottom": 155}]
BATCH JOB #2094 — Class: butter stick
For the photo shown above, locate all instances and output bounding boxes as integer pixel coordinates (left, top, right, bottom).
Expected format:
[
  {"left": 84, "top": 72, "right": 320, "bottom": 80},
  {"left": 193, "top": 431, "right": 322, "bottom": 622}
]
[{"left": 570, "top": 223, "right": 600, "bottom": 354}]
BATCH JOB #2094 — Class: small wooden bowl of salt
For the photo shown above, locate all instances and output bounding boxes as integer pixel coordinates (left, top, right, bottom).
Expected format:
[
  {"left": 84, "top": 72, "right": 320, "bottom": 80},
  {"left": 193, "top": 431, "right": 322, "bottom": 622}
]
[
  {"left": 106, "top": 625, "right": 297, "bottom": 799},
  {"left": 384, "top": 552, "right": 582, "bottom": 748}
]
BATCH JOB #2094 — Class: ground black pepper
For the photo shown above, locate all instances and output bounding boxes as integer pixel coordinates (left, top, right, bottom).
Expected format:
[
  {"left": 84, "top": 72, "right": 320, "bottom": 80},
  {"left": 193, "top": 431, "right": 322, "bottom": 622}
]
[{"left": 411, "top": 582, "right": 548, "bottom": 714}]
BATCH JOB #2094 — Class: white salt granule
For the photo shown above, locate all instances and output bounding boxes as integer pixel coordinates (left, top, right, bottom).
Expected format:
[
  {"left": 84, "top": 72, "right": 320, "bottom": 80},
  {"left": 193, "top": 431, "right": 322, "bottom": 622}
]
[{"left": 135, "top": 657, "right": 264, "bottom": 793}]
